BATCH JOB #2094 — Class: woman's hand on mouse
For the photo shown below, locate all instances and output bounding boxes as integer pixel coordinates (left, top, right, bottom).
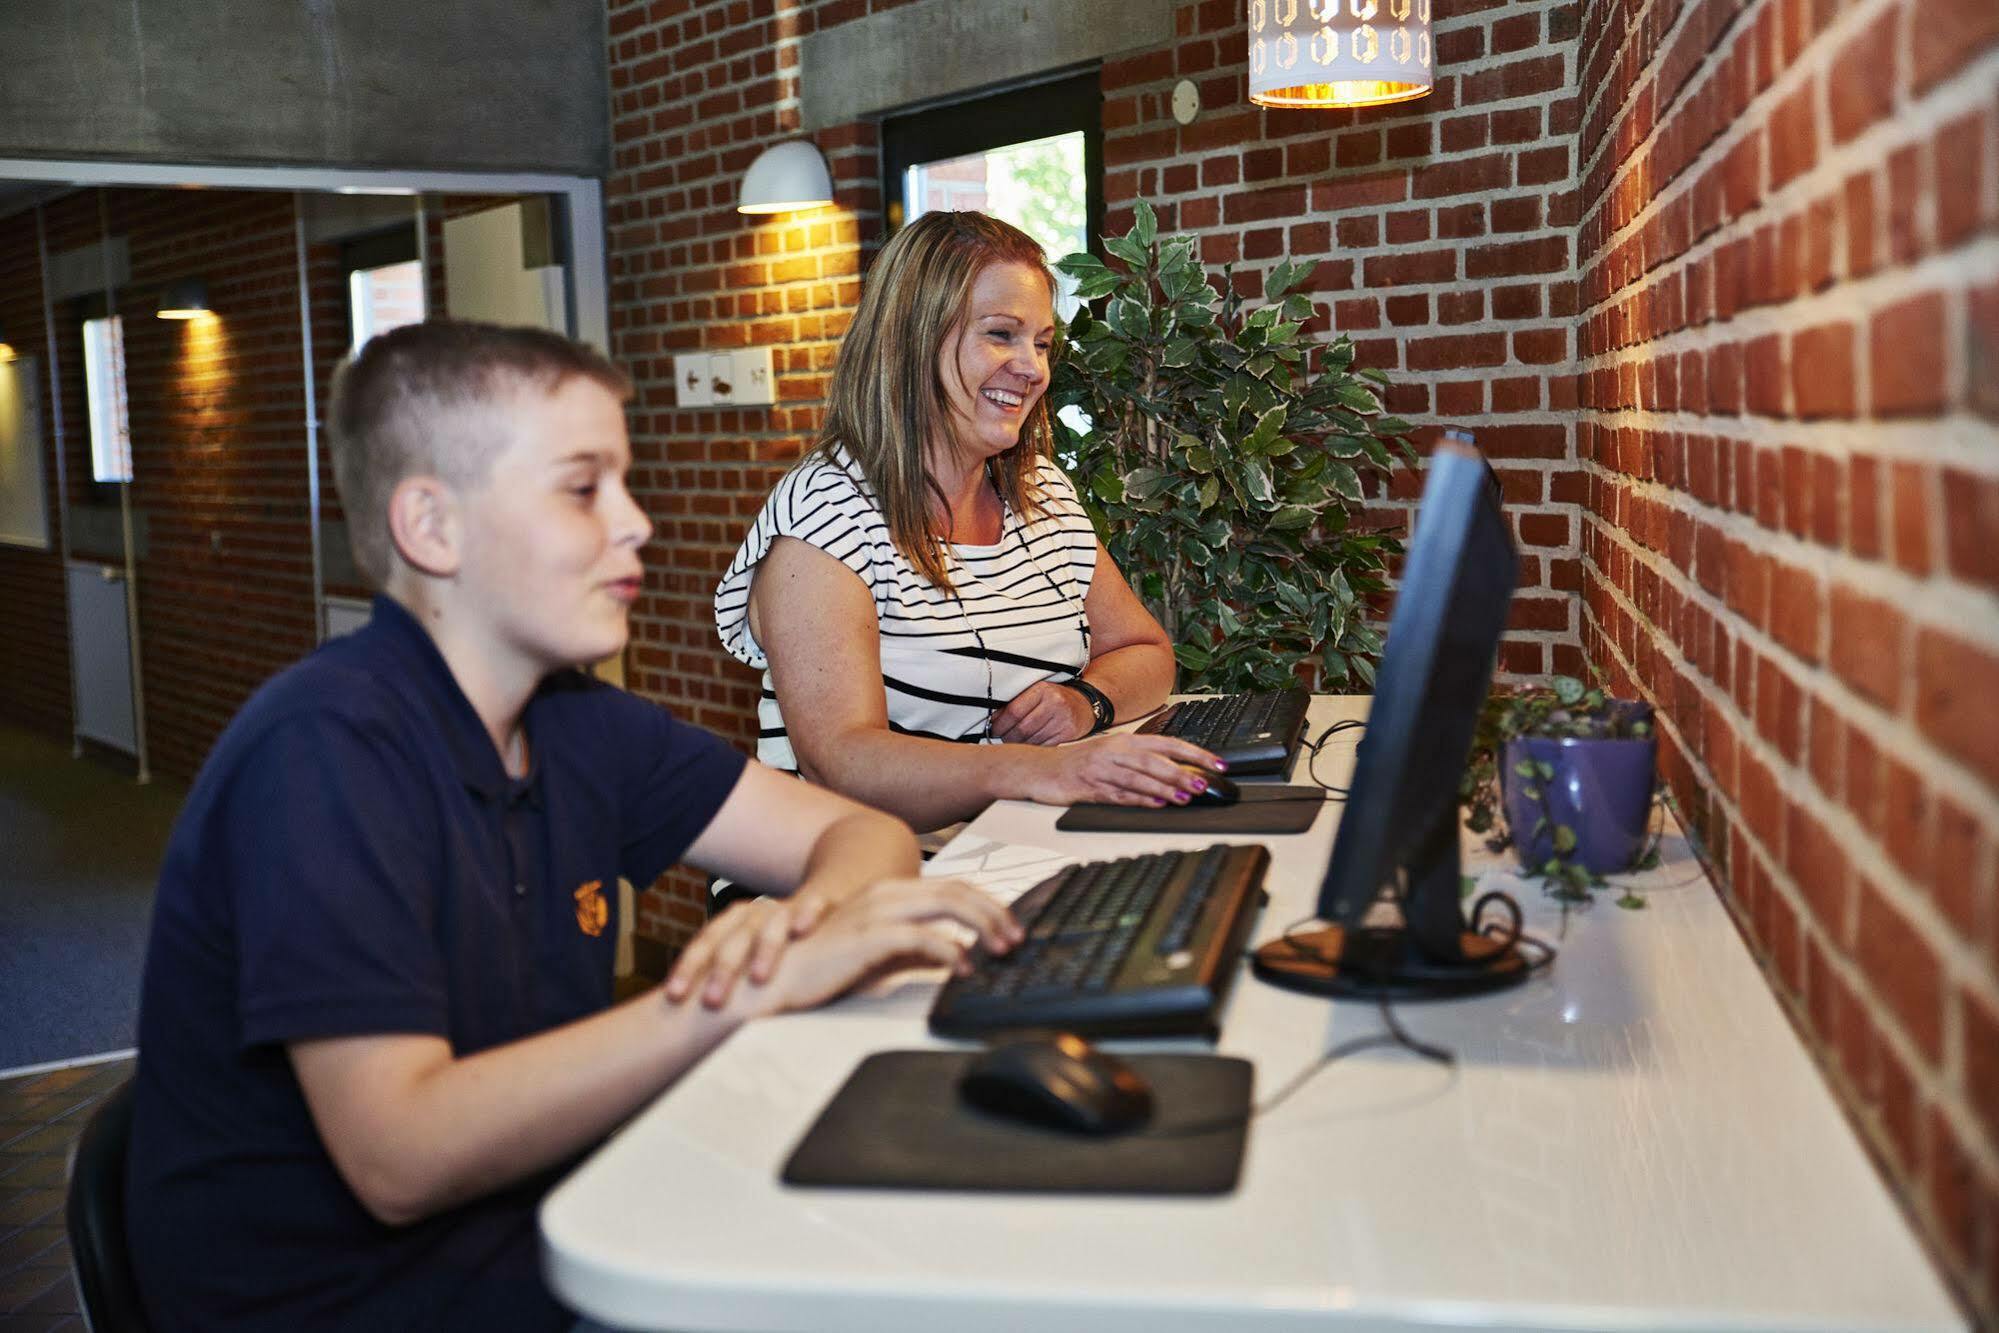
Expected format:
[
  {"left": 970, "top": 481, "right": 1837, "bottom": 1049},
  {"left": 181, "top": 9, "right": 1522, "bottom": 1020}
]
[
  {"left": 1021, "top": 733, "right": 1224, "bottom": 808},
  {"left": 730, "top": 878, "right": 1024, "bottom": 1017},
  {"left": 989, "top": 680, "right": 1094, "bottom": 745}
]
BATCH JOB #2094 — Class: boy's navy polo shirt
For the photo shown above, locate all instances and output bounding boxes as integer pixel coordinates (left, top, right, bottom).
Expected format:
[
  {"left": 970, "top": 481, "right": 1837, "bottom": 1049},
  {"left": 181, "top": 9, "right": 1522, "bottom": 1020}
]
[{"left": 126, "top": 596, "right": 747, "bottom": 1333}]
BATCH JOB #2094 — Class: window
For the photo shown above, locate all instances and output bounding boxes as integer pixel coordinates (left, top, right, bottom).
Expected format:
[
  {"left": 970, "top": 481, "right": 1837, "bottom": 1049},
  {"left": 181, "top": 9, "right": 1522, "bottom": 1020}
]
[
  {"left": 349, "top": 261, "right": 425, "bottom": 354},
  {"left": 883, "top": 70, "right": 1103, "bottom": 321},
  {"left": 341, "top": 226, "right": 426, "bottom": 355},
  {"left": 82, "top": 315, "right": 131, "bottom": 483}
]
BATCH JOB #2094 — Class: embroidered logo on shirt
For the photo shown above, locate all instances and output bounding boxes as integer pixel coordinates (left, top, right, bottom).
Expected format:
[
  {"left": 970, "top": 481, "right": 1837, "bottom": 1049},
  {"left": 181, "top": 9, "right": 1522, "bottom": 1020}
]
[{"left": 573, "top": 880, "right": 609, "bottom": 937}]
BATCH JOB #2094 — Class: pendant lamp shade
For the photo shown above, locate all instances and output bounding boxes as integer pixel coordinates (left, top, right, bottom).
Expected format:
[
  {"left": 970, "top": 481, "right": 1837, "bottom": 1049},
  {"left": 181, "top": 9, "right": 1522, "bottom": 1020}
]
[
  {"left": 737, "top": 141, "right": 834, "bottom": 215},
  {"left": 1248, "top": 0, "right": 1434, "bottom": 109}
]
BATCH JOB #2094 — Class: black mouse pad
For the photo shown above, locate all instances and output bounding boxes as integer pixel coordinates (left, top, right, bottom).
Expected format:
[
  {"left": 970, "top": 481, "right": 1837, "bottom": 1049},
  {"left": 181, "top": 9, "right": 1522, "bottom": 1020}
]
[
  {"left": 781, "top": 1050, "right": 1253, "bottom": 1195},
  {"left": 1055, "top": 784, "right": 1326, "bottom": 835}
]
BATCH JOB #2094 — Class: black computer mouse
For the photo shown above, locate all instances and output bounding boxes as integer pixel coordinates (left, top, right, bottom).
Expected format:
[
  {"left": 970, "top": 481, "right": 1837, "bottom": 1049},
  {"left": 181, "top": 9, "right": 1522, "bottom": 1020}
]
[
  {"left": 1183, "top": 770, "right": 1241, "bottom": 806},
  {"left": 958, "top": 1032, "right": 1154, "bottom": 1134}
]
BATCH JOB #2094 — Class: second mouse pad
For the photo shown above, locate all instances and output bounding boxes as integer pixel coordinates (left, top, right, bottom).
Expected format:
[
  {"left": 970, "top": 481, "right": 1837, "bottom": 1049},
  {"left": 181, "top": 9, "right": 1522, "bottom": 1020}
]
[
  {"left": 1056, "top": 784, "right": 1326, "bottom": 835},
  {"left": 781, "top": 1050, "right": 1252, "bottom": 1195}
]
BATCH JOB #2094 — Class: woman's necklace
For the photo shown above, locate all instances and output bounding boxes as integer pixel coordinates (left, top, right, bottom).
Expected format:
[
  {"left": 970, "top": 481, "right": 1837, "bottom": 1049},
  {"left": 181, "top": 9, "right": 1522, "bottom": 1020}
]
[{"left": 943, "top": 470, "right": 1093, "bottom": 742}]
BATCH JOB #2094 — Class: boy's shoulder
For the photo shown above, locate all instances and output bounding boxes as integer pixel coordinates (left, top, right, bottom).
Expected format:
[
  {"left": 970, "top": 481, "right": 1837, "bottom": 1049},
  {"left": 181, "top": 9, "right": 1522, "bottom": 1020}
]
[{"left": 204, "top": 635, "right": 424, "bottom": 774}]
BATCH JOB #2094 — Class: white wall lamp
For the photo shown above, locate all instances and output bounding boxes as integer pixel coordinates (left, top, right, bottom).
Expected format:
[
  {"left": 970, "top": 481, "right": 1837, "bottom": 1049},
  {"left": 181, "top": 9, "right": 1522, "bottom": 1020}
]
[
  {"left": 1248, "top": 0, "right": 1434, "bottom": 109},
  {"left": 736, "top": 141, "right": 834, "bottom": 215},
  {"left": 156, "top": 277, "right": 212, "bottom": 320}
]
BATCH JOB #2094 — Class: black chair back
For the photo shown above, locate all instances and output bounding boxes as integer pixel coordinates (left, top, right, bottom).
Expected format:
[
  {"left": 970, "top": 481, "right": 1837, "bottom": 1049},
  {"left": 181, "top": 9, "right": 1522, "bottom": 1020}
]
[{"left": 65, "top": 1076, "right": 151, "bottom": 1333}]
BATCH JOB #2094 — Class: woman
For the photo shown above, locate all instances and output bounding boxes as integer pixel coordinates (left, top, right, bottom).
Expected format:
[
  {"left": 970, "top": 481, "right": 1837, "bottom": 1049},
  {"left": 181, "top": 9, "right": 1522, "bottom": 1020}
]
[{"left": 714, "top": 211, "right": 1220, "bottom": 835}]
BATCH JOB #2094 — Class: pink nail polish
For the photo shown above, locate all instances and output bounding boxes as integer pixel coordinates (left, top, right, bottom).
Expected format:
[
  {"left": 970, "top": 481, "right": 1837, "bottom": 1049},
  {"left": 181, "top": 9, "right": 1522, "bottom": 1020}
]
[
  {"left": 1212, "top": 759, "right": 1228, "bottom": 771},
  {"left": 1192, "top": 778, "right": 1208, "bottom": 792}
]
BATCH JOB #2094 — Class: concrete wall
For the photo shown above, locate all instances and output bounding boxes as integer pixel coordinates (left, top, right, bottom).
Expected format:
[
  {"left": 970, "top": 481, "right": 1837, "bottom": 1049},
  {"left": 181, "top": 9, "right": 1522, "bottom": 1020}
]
[{"left": 0, "top": 0, "right": 609, "bottom": 176}]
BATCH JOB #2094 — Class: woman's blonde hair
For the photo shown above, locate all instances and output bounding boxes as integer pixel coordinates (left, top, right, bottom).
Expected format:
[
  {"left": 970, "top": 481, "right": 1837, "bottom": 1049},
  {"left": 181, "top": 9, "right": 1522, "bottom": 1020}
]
[{"left": 813, "top": 210, "right": 1059, "bottom": 591}]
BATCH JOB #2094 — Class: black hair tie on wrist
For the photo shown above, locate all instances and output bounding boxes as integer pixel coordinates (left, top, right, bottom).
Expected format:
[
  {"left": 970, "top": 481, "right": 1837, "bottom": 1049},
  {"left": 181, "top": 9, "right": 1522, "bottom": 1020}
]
[{"left": 1058, "top": 676, "right": 1115, "bottom": 734}]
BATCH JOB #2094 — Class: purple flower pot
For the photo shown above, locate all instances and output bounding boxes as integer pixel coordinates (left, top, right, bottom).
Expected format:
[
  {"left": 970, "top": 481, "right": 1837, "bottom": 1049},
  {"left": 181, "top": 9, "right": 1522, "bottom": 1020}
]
[{"left": 1500, "top": 716, "right": 1658, "bottom": 875}]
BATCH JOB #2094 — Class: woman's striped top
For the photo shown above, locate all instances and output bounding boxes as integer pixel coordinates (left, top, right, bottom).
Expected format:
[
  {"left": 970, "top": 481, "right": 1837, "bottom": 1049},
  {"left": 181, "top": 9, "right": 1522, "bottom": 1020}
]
[{"left": 714, "top": 444, "right": 1099, "bottom": 776}]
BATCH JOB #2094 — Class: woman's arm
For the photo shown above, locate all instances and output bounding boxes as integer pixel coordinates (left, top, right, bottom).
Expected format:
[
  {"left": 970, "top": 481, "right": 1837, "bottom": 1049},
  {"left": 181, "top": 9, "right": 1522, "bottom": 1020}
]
[
  {"left": 749, "top": 536, "right": 1218, "bottom": 831},
  {"left": 991, "top": 542, "right": 1176, "bottom": 746}
]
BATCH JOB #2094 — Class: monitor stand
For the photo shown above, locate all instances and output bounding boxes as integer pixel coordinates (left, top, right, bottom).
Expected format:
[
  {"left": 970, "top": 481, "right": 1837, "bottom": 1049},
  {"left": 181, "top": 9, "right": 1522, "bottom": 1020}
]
[{"left": 1250, "top": 814, "right": 1532, "bottom": 1000}]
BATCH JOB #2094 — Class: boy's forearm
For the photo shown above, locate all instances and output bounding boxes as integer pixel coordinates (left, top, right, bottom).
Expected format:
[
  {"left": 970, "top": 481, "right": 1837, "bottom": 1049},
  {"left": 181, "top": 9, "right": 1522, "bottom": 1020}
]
[
  {"left": 299, "top": 984, "right": 758, "bottom": 1227},
  {"left": 789, "top": 806, "right": 922, "bottom": 905}
]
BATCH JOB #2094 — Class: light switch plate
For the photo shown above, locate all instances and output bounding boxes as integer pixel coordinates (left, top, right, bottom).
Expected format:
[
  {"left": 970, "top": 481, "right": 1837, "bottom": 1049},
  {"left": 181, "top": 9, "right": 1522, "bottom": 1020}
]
[
  {"left": 708, "top": 352, "right": 739, "bottom": 405},
  {"left": 731, "top": 347, "right": 775, "bottom": 405},
  {"left": 674, "top": 353, "right": 712, "bottom": 407}
]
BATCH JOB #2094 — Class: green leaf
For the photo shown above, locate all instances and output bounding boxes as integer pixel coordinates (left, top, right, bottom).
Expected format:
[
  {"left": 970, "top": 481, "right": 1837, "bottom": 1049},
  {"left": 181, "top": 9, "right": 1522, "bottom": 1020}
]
[
  {"left": 1108, "top": 295, "right": 1148, "bottom": 340},
  {"left": 1552, "top": 825, "right": 1578, "bottom": 855},
  {"left": 1324, "top": 460, "right": 1363, "bottom": 502},
  {"left": 1269, "top": 504, "right": 1315, "bottom": 531},
  {"left": 1105, "top": 234, "right": 1150, "bottom": 270},
  {"left": 1241, "top": 405, "right": 1288, "bottom": 455},
  {"left": 1552, "top": 676, "right": 1586, "bottom": 704},
  {"left": 1265, "top": 256, "right": 1308, "bottom": 303},
  {"left": 1513, "top": 760, "right": 1538, "bottom": 778},
  {"left": 1198, "top": 475, "right": 1220, "bottom": 509},
  {"left": 1334, "top": 382, "right": 1381, "bottom": 412},
  {"left": 1174, "top": 641, "right": 1212, "bottom": 673},
  {"left": 1123, "top": 467, "right": 1173, "bottom": 502},
  {"left": 1239, "top": 457, "right": 1275, "bottom": 505},
  {"left": 1617, "top": 892, "right": 1647, "bottom": 910},
  {"left": 1073, "top": 271, "right": 1122, "bottom": 300},
  {"left": 1131, "top": 199, "right": 1158, "bottom": 250}
]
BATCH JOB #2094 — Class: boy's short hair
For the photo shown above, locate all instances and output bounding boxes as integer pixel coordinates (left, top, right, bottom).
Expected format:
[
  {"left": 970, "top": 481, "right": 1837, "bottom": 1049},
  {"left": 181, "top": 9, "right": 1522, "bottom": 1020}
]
[{"left": 327, "top": 321, "right": 632, "bottom": 590}]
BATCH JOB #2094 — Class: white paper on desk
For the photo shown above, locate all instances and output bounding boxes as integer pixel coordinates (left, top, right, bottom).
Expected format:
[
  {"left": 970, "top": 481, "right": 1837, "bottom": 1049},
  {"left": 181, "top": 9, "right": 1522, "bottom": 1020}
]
[{"left": 921, "top": 835, "right": 1078, "bottom": 906}]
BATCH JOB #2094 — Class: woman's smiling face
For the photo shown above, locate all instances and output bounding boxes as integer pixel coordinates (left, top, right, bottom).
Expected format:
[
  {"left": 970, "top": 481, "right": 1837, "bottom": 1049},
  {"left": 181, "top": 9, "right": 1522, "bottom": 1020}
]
[{"left": 937, "top": 260, "right": 1055, "bottom": 463}]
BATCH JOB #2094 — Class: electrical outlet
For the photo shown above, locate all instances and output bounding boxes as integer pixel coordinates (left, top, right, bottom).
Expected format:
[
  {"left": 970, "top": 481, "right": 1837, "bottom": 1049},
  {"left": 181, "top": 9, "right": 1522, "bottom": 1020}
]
[
  {"left": 731, "top": 347, "right": 775, "bottom": 405},
  {"left": 674, "top": 353, "right": 712, "bottom": 407}
]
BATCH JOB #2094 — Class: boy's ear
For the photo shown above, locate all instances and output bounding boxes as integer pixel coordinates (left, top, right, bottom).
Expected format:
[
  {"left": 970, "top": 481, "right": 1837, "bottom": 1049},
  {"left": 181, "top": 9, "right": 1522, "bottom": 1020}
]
[{"left": 386, "top": 475, "right": 462, "bottom": 578}]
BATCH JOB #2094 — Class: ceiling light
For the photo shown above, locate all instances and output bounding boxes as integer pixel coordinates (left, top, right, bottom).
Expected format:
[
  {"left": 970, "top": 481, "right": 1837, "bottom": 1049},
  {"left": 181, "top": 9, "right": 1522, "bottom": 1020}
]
[{"left": 1248, "top": 0, "right": 1434, "bottom": 109}]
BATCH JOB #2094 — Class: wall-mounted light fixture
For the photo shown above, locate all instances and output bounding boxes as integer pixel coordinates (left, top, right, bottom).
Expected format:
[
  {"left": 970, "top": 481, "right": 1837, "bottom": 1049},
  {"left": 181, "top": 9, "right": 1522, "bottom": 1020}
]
[
  {"left": 0, "top": 320, "right": 15, "bottom": 362},
  {"left": 736, "top": 141, "right": 834, "bottom": 215},
  {"left": 1248, "top": 0, "right": 1434, "bottom": 109},
  {"left": 156, "top": 277, "right": 212, "bottom": 320}
]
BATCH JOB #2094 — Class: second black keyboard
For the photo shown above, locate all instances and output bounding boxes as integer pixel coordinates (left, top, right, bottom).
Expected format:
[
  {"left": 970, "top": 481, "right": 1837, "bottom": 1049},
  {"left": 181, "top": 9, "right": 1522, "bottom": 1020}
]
[
  {"left": 928, "top": 843, "right": 1270, "bottom": 1040},
  {"left": 1136, "top": 688, "right": 1310, "bottom": 776}
]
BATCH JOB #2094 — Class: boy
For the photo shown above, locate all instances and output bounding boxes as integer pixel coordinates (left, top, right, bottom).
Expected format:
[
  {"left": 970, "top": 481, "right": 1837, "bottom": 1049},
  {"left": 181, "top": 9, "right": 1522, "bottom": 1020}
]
[{"left": 124, "top": 321, "right": 1018, "bottom": 1331}]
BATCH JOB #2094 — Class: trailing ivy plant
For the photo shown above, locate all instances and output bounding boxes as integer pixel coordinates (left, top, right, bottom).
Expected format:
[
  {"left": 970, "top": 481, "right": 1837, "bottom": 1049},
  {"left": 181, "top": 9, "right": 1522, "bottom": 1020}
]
[
  {"left": 1459, "top": 674, "right": 1661, "bottom": 910},
  {"left": 1048, "top": 202, "right": 1415, "bottom": 692}
]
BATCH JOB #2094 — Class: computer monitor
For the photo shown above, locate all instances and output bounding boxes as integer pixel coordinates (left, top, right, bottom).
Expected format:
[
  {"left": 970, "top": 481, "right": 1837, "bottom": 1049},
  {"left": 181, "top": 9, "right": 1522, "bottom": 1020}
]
[{"left": 1250, "top": 436, "right": 1528, "bottom": 1000}]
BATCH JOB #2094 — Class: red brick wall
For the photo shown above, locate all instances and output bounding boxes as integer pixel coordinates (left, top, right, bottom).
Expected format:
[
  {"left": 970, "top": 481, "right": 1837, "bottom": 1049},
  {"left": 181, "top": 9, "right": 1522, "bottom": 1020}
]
[
  {"left": 1575, "top": 0, "right": 1999, "bottom": 1317},
  {"left": 606, "top": 0, "right": 1592, "bottom": 942},
  {"left": 0, "top": 189, "right": 319, "bottom": 779}
]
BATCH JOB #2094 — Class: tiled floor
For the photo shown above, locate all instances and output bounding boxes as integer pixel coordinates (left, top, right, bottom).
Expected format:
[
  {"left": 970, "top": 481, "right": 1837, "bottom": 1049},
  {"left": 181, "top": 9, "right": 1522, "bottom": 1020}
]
[{"left": 0, "top": 1055, "right": 135, "bottom": 1332}]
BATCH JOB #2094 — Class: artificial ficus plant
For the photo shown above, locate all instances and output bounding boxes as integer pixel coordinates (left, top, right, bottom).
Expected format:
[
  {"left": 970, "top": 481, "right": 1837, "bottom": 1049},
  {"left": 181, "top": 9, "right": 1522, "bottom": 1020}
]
[{"left": 1048, "top": 201, "right": 1414, "bottom": 693}]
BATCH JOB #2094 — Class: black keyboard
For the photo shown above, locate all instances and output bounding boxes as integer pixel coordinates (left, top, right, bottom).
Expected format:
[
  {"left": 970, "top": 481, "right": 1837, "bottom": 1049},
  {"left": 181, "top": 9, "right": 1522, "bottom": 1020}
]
[
  {"left": 928, "top": 844, "right": 1270, "bottom": 1040},
  {"left": 1136, "top": 688, "right": 1310, "bottom": 776}
]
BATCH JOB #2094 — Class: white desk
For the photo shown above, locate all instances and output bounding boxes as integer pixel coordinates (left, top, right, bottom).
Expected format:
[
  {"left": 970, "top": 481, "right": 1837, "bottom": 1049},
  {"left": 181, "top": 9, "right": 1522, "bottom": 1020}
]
[{"left": 542, "top": 697, "right": 1964, "bottom": 1332}]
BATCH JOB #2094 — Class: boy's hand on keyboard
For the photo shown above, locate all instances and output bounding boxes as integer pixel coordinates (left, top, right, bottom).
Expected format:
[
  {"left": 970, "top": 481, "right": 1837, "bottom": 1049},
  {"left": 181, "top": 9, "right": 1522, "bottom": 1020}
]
[
  {"left": 1027, "top": 733, "right": 1224, "bottom": 808},
  {"left": 740, "top": 878, "right": 1024, "bottom": 1017},
  {"left": 991, "top": 680, "right": 1093, "bottom": 745}
]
